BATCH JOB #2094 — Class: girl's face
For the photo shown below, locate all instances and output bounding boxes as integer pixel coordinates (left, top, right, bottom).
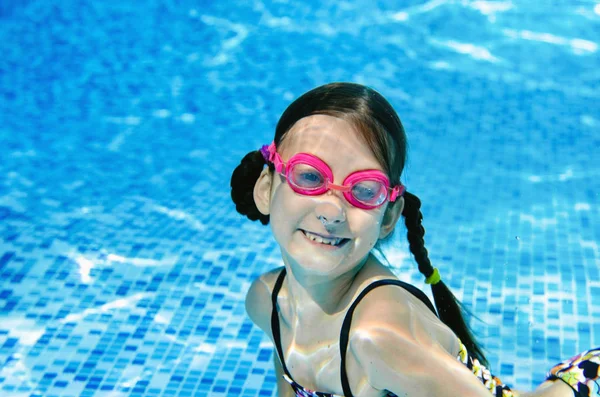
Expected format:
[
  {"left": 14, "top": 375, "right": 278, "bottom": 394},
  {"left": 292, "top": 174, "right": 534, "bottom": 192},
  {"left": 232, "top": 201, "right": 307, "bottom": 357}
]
[{"left": 259, "top": 114, "right": 402, "bottom": 277}]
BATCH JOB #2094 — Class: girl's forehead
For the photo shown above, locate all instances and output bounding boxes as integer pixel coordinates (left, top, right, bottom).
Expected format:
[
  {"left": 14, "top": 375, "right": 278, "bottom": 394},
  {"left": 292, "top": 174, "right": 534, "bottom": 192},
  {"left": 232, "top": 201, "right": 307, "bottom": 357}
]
[{"left": 280, "top": 115, "right": 383, "bottom": 170}]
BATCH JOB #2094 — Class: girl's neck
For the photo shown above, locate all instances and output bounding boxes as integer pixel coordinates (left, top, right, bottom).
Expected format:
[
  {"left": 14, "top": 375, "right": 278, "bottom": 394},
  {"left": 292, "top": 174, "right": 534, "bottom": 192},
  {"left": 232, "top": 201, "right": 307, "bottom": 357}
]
[{"left": 282, "top": 255, "right": 373, "bottom": 319}]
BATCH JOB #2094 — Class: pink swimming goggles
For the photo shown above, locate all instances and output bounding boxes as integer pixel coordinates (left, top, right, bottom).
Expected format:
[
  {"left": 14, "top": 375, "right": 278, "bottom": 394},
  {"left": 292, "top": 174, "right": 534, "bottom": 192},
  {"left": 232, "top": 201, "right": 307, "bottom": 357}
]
[{"left": 260, "top": 142, "right": 405, "bottom": 210}]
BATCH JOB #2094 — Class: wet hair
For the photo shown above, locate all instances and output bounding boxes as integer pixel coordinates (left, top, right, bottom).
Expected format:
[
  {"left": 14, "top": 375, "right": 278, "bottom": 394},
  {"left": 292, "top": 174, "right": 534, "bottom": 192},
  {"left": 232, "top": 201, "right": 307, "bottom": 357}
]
[{"left": 230, "top": 82, "right": 489, "bottom": 366}]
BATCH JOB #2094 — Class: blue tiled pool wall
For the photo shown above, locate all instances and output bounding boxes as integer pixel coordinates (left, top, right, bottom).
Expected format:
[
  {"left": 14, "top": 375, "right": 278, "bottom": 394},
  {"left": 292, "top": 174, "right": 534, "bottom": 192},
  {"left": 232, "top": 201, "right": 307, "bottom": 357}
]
[{"left": 0, "top": 0, "right": 598, "bottom": 396}]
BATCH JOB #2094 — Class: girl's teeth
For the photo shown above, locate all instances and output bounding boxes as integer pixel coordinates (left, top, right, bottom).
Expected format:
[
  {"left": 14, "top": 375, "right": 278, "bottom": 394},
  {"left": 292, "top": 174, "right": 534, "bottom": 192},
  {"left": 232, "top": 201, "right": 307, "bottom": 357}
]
[{"left": 304, "top": 231, "right": 342, "bottom": 246}]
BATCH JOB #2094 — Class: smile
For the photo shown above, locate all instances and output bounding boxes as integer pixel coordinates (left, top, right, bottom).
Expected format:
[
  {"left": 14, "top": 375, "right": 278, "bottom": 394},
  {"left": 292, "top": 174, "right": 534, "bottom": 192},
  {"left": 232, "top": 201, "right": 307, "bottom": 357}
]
[{"left": 300, "top": 230, "right": 350, "bottom": 248}]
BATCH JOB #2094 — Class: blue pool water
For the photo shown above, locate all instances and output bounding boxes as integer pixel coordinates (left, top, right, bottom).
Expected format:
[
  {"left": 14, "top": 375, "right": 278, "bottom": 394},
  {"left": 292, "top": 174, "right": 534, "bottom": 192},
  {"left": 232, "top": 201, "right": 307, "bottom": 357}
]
[{"left": 0, "top": 0, "right": 599, "bottom": 396}]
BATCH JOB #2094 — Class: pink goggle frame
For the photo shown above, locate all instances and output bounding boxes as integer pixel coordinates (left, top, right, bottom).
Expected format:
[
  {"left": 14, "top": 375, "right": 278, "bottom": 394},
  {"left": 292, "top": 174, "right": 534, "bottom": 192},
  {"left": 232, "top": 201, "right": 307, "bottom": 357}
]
[{"left": 262, "top": 142, "right": 405, "bottom": 210}]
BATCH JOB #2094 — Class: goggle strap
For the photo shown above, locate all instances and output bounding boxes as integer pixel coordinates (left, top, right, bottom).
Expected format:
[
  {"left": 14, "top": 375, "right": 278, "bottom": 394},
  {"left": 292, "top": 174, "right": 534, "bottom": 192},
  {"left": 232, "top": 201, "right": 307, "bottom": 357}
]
[
  {"left": 389, "top": 185, "right": 405, "bottom": 202},
  {"left": 267, "top": 142, "right": 286, "bottom": 173},
  {"left": 267, "top": 142, "right": 278, "bottom": 163}
]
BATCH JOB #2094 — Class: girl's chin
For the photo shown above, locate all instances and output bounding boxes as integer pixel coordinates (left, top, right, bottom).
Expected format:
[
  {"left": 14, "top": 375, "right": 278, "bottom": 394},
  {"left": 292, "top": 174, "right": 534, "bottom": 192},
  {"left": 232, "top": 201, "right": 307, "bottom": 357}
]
[{"left": 285, "top": 241, "right": 367, "bottom": 270}]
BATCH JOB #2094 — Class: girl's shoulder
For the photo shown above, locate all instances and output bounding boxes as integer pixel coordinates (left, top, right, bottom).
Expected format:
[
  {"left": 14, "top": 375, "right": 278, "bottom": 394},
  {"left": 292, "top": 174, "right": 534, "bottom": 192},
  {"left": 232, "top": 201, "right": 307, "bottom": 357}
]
[
  {"left": 342, "top": 278, "right": 464, "bottom": 394},
  {"left": 348, "top": 277, "right": 461, "bottom": 358},
  {"left": 244, "top": 266, "right": 285, "bottom": 339}
]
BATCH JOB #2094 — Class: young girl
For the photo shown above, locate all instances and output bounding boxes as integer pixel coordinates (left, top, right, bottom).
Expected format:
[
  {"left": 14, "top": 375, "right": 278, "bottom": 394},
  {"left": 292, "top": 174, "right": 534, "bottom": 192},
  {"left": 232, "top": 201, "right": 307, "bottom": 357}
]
[{"left": 230, "top": 83, "right": 599, "bottom": 397}]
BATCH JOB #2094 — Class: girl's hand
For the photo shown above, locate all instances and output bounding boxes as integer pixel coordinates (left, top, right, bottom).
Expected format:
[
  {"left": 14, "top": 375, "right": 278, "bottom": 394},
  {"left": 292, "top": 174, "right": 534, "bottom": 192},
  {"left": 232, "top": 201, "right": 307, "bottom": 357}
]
[{"left": 516, "top": 379, "right": 575, "bottom": 397}]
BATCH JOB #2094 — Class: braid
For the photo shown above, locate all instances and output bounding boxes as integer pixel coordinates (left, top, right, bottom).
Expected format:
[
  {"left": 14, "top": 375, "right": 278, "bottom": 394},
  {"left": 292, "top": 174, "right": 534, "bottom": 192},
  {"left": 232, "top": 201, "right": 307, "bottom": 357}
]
[
  {"left": 402, "top": 192, "right": 435, "bottom": 279},
  {"left": 230, "top": 150, "right": 270, "bottom": 225},
  {"left": 402, "top": 191, "right": 489, "bottom": 367}
]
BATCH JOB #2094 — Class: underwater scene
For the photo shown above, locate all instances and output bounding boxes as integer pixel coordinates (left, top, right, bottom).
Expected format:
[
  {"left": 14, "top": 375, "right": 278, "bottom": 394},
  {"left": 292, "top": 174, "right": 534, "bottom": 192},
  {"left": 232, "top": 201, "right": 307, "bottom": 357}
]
[{"left": 0, "top": 0, "right": 599, "bottom": 396}]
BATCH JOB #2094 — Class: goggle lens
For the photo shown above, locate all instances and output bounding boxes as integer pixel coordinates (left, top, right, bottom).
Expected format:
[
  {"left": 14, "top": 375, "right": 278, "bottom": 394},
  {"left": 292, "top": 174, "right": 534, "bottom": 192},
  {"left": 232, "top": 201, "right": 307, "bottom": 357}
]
[
  {"left": 289, "top": 163, "right": 325, "bottom": 191},
  {"left": 351, "top": 181, "right": 388, "bottom": 206}
]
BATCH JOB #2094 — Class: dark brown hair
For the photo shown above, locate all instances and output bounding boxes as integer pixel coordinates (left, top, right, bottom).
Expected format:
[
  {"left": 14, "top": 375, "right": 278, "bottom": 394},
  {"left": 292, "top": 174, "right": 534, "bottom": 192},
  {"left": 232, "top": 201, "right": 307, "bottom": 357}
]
[{"left": 230, "top": 82, "right": 489, "bottom": 366}]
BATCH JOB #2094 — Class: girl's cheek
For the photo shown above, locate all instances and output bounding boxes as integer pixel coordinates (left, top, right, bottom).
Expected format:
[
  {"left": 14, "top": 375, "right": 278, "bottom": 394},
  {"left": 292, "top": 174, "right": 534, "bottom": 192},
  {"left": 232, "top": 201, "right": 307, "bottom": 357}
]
[{"left": 269, "top": 189, "right": 305, "bottom": 233}]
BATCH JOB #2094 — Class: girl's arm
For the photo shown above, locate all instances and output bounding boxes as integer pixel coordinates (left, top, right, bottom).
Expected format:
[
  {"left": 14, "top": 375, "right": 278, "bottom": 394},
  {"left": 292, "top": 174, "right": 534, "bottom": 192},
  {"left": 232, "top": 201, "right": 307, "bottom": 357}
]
[
  {"left": 246, "top": 269, "right": 296, "bottom": 396},
  {"left": 351, "top": 328, "right": 494, "bottom": 397},
  {"left": 521, "top": 380, "right": 575, "bottom": 397},
  {"left": 347, "top": 285, "right": 576, "bottom": 397},
  {"left": 348, "top": 286, "right": 497, "bottom": 397}
]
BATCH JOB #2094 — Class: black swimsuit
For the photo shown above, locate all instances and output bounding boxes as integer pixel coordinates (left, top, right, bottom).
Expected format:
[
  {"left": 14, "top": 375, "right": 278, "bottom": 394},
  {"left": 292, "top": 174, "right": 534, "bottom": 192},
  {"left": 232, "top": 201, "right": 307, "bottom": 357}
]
[{"left": 271, "top": 267, "right": 444, "bottom": 397}]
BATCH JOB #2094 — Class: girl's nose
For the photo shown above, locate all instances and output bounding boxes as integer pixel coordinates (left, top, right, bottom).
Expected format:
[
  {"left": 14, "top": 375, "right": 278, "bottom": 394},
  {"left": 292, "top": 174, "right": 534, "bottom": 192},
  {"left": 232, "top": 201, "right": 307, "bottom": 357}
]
[
  {"left": 318, "top": 215, "right": 342, "bottom": 227},
  {"left": 314, "top": 198, "right": 346, "bottom": 226}
]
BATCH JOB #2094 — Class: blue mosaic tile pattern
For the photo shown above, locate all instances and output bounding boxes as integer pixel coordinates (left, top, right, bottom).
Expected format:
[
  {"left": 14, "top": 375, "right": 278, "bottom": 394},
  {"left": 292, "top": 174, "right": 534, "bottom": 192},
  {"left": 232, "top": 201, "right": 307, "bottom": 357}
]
[{"left": 0, "top": 0, "right": 598, "bottom": 395}]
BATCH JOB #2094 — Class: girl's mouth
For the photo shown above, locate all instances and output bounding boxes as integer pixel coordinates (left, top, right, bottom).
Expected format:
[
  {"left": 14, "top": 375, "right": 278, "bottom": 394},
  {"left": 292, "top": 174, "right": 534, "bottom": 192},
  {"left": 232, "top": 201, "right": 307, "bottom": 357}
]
[{"left": 300, "top": 229, "right": 350, "bottom": 248}]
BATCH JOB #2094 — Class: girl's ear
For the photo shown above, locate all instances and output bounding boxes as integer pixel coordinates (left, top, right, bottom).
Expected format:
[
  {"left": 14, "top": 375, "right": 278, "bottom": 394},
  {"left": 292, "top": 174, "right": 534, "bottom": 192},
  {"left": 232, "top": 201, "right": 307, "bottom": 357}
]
[
  {"left": 379, "top": 196, "right": 404, "bottom": 239},
  {"left": 253, "top": 168, "right": 272, "bottom": 216}
]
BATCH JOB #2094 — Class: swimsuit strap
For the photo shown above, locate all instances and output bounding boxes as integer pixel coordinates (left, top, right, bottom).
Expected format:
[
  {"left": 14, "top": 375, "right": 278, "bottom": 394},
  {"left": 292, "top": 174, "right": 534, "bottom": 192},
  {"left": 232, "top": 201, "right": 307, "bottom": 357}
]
[
  {"left": 271, "top": 267, "right": 293, "bottom": 378},
  {"left": 339, "top": 279, "right": 438, "bottom": 397}
]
